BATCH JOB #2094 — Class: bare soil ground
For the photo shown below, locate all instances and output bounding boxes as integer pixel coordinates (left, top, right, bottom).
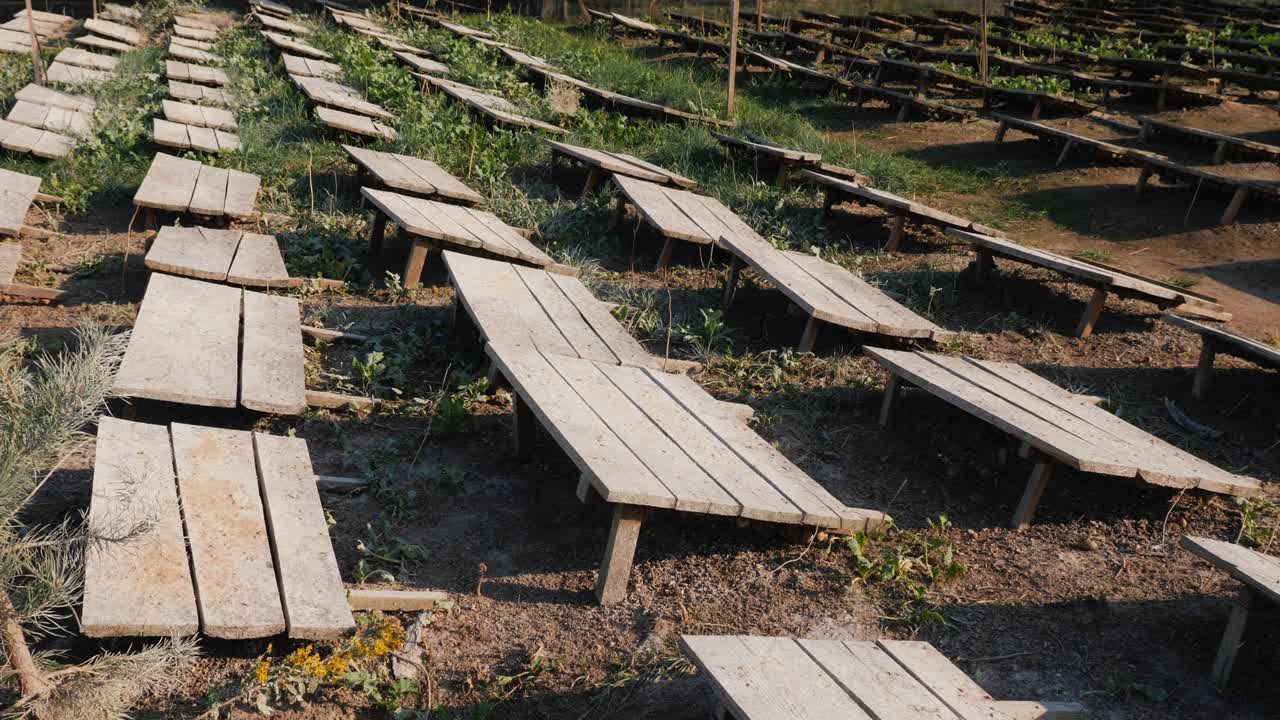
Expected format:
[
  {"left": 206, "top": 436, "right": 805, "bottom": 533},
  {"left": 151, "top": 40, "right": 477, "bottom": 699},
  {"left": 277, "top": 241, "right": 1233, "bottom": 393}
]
[{"left": 4, "top": 83, "right": 1280, "bottom": 720}]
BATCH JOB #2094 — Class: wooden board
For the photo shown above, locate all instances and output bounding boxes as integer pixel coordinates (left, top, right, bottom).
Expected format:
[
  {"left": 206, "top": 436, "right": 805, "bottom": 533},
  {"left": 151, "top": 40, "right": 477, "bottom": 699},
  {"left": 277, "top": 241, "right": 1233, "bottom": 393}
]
[
  {"left": 417, "top": 74, "right": 565, "bottom": 135},
  {"left": 394, "top": 50, "right": 449, "bottom": 76},
  {"left": 15, "top": 83, "right": 95, "bottom": 112},
  {"left": 1183, "top": 536, "right": 1280, "bottom": 606},
  {"left": 84, "top": 18, "right": 141, "bottom": 45},
  {"left": 612, "top": 174, "right": 711, "bottom": 244},
  {"left": 174, "top": 24, "right": 218, "bottom": 41},
  {"left": 80, "top": 418, "right": 200, "bottom": 637},
  {"left": 240, "top": 290, "right": 307, "bottom": 415},
  {"left": 282, "top": 53, "right": 342, "bottom": 79},
  {"left": 263, "top": 30, "right": 332, "bottom": 59},
  {"left": 153, "top": 118, "right": 240, "bottom": 153},
  {"left": 547, "top": 140, "right": 696, "bottom": 189},
  {"left": 291, "top": 74, "right": 393, "bottom": 119},
  {"left": 1164, "top": 314, "right": 1280, "bottom": 370},
  {"left": 169, "top": 80, "right": 231, "bottom": 105},
  {"left": 255, "top": 11, "right": 310, "bottom": 35},
  {"left": 315, "top": 105, "right": 397, "bottom": 140},
  {"left": 0, "top": 169, "right": 41, "bottom": 237},
  {"left": 74, "top": 34, "right": 134, "bottom": 52},
  {"left": 228, "top": 232, "right": 292, "bottom": 287},
  {"left": 114, "top": 274, "right": 241, "bottom": 407},
  {"left": 166, "top": 60, "right": 228, "bottom": 86},
  {"left": 171, "top": 423, "right": 286, "bottom": 638},
  {"left": 162, "top": 99, "right": 237, "bottom": 130},
  {"left": 53, "top": 47, "right": 119, "bottom": 71},
  {"left": 172, "top": 35, "right": 214, "bottom": 51},
  {"left": 0, "top": 242, "right": 19, "bottom": 285},
  {"left": 144, "top": 225, "right": 241, "bottom": 281},
  {"left": 362, "top": 187, "right": 556, "bottom": 267},
  {"left": 802, "top": 170, "right": 1005, "bottom": 237},
  {"left": 713, "top": 131, "right": 821, "bottom": 162},
  {"left": 8, "top": 99, "right": 91, "bottom": 136},
  {"left": 344, "top": 144, "right": 482, "bottom": 203},
  {"left": 169, "top": 41, "right": 223, "bottom": 65},
  {"left": 46, "top": 61, "right": 111, "bottom": 87},
  {"left": 253, "top": 432, "right": 355, "bottom": 639}
]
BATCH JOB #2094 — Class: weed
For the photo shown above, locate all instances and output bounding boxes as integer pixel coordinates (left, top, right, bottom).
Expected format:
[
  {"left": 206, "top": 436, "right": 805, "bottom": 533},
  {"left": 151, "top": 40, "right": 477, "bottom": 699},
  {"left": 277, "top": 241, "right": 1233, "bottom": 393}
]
[
  {"left": 840, "top": 515, "right": 966, "bottom": 631},
  {"left": 1074, "top": 249, "right": 1113, "bottom": 263},
  {"left": 1233, "top": 497, "right": 1278, "bottom": 548},
  {"left": 1164, "top": 274, "right": 1201, "bottom": 289},
  {"left": 677, "top": 308, "right": 733, "bottom": 361}
]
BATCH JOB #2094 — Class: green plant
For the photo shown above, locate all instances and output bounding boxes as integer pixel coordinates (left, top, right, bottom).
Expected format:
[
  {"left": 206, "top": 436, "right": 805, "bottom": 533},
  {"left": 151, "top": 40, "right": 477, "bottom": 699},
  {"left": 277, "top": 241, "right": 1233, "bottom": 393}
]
[
  {"left": 1233, "top": 497, "right": 1278, "bottom": 548},
  {"left": 677, "top": 308, "right": 733, "bottom": 361},
  {"left": 842, "top": 515, "right": 966, "bottom": 630},
  {"left": 1164, "top": 274, "right": 1200, "bottom": 289},
  {"left": 1074, "top": 249, "right": 1113, "bottom": 263}
]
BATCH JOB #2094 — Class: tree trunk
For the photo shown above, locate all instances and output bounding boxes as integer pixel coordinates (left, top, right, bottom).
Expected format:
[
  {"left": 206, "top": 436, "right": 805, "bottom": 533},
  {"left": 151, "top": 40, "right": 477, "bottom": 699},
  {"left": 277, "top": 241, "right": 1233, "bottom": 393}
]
[{"left": 1, "top": 593, "right": 50, "bottom": 698}]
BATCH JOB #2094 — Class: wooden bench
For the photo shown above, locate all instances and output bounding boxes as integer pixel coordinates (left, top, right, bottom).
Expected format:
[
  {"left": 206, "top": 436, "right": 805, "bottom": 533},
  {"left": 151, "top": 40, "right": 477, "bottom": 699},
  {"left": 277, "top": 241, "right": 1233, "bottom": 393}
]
[
  {"left": 174, "top": 23, "right": 218, "bottom": 42},
  {"left": 0, "top": 117, "right": 75, "bottom": 158},
  {"left": 444, "top": 250, "right": 696, "bottom": 373},
  {"left": 1182, "top": 536, "right": 1280, "bottom": 688},
  {"left": 1163, "top": 314, "right": 1280, "bottom": 399},
  {"left": 290, "top": 73, "right": 393, "bottom": 119},
  {"left": 166, "top": 60, "right": 228, "bottom": 86},
  {"left": 1138, "top": 117, "right": 1280, "bottom": 165},
  {"left": 0, "top": 242, "right": 65, "bottom": 303},
  {"left": 83, "top": 18, "right": 141, "bottom": 46},
  {"left": 46, "top": 61, "right": 111, "bottom": 88},
  {"left": 253, "top": 0, "right": 294, "bottom": 16},
  {"left": 315, "top": 106, "right": 397, "bottom": 140},
  {"left": 344, "top": 145, "right": 481, "bottom": 204},
  {"left": 262, "top": 30, "right": 332, "bottom": 59},
  {"left": 428, "top": 16, "right": 494, "bottom": 40},
  {"left": 713, "top": 132, "right": 821, "bottom": 188},
  {"left": 682, "top": 635, "right": 1087, "bottom": 720},
  {"left": 867, "top": 347, "right": 1261, "bottom": 528},
  {"left": 982, "top": 86, "right": 1099, "bottom": 119},
  {"left": 82, "top": 418, "right": 353, "bottom": 639},
  {"left": 394, "top": 50, "right": 449, "bottom": 76},
  {"left": 72, "top": 34, "right": 132, "bottom": 53},
  {"left": 169, "top": 80, "right": 231, "bottom": 105},
  {"left": 802, "top": 170, "right": 1006, "bottom": 252},
  {"left": 53, "top": 47, "right": 118, "bottom": 72},
  {"left": 7, "top": 94, "right": 93, "bottom": 136},
  {"left": 115, "top": 274, "right": 307, "bottom": 414},
  {"left": 362, "top": 186, "right": 570, "bottom": 288},
  {"left": 143, "top": 225, "right": 304, "bottom": 288},
  {"left": 547, "top": 139, "right": 696, "bottom": 196},
  {"left": 992, "top": 114, "right": 1142, "bottom": 167},
  {"left": 162, "top": 99, "right": 236, "bottom": 131},
  {"left": 486, "top": 340, "right": 889, "bottom": 603},
  {"left": 416, "top": 74, "right": 566, "bottom": 135},
  {"left": 152, "top": 119, "right": 240, "bottom": 153},
  {"left": 611, "top": 174, "right": 760, "bottom": 268},
  {"left": 133, "top": 153, "right": 260, "bottom": 224},
  {"left": 853, "top": 82, "right": 977, "bottom": 123},
  {"left": 951, "top": 229, "right": 1229, "bottom": 337},
  {"left": 1134, "top": 154, "right": 1280, "bottom": 226},
  {"left": 719, "top": 216, "right": 954, "bottom": 351},
  {"left": 282, "top": 52, "right": 342, "bottom": 79}
]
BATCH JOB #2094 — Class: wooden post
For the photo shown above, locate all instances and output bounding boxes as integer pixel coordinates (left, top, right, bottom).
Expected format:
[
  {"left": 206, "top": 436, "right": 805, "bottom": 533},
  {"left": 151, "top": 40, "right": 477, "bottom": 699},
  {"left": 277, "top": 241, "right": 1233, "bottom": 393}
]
[
  {"left": 721, "top": 255, "right": 742, "bottom": 310},
  {"left": 797, "top": 315, "right": 820, "bottom": 352},
  {"left": 512, "top": 394, "right": 536, "bottom": 459},
  {"left": 92, "top": 0, "right": 98, "bottom": 19},
  {"left": 1011, "top": 459, "right": 1054, "bottom": 529},
  {"left": 879, "top": 375, "right": 902, "bottom": 427},
  {"left": 978, "top": 0, "right": 989, "bottom": 84},
  {"left": 402, "top": 240, "right": 432, "bottom": 289},
  {"left": 756, "top": 0, "right": 763, "bottom": 31},
  {"left": 368, "top": 211, "right": 388, "bottom": 255},
  {"left": 1220, "top": 187, "right": 1248, "bottom": 225},
  {"left": 24, "top": 0, "right": 43, "bottom": 87},
  {"left": 596, "top": 504, "right": 645, "bottom": 604},
  {"left": 726, "top": 0, "right": 740, "bottom": 115},
  {"left": 1192, "top": 337, "right": 1217, "bottom": 400},
  {"left": 972, "top": 249, "right": 995, "bottom": 285},
  {"left": 1074, "top": 288, "right": 1108, "bottom": 338},
  {"left": 1211, "top": 587, "right": 1254, "bottom": 688},
  {"left": 886, "top": 212, "right": 907, "bottom": 252}
]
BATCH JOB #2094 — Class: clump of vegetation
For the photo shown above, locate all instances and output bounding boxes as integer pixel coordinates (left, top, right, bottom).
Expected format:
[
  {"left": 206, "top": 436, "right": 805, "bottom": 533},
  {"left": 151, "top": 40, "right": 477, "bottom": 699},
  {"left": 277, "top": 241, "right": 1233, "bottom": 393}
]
[
  {"left": 0, "top": 327, "right": 199, "bottom": 717},
  {"left": 840, "top": 516, "right": 966, "bottom": 630},
  {"left": 1164, "top": 274, "right": 1201, "bottom": 289},
  {"left": 1233, "top": 497, "right": 1278, "bottom": 549},
  {"left": 1074, "top": 248, "right": 1112, "bottom": 263}
]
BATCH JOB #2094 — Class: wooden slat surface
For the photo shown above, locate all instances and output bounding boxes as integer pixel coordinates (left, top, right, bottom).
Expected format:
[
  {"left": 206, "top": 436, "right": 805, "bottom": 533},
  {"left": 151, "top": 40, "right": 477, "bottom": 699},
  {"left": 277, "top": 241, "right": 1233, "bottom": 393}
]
[
  {"left": 0, "top": 168, "right": 41, "bottom": 236},
  {"left": 263, "top": 30, "right": 332, "bottom": 59},
  {"left": 1164, "top": 314, "right": 1280, "bottom": 369},
  {"left": 84, "top": 18, "right": 141, "bottom": 45},
  {"left": 223, "top": 169, "right": 262, "bottom": 219},
  {"left": 169, "top": 80, "right": 231, "bottom": 105},
  {"left": 315, "top": 105, "right": 398, "bottom": 139},
  {"left": 418, "top": 74, "right": 565, "bottom": 134},
  {"left": 171, "top": 423, "right": 286, "bottom": 638},
  {"left": 253, "top": 433, "right": 355, "bottom": 639},
  {"left": 802, "top": 170, "right": 1003, "bottom": 236},
  {"left": 291, "top": 74, "right": 393, "bottom": 119},
  {"left": 144, "top": 225, "right": 240, "bottom": 281},
  {"left": 53, "top": 47, "right": 119, "bottom": 71},
  {"left": 114, "top": 274, "right": 241, "bottom": 407},
  {"left": 240, "top": 290, "right": 307, "bottom": 415},
  {"left": 0, "top": 242, "right": 19, "bottom": 285},
  {"left": 166, "top": 60, "right": 229, "bottom": 86},
  {"left": 798, "top": 639, "right": 959, "bottom": 720},
  {"left": 282, "top": 53, "right": 341, "bottom": 79},
  {"left": 163, "top": 99, "right": 237, "bottom": 130},
  {"left": 81, "top": 418, "right": 200, "bottom": 637},
  {"left": 15, "top": 83, "right": 96, "bottom": 112},
  {"left": 46, "top": 61, "right": 111, "bottom": 87},
  {"left": 189, "top": 165, "right": 230, "bottom": 215},
  {"left": 877, "top": 641, "right": 1009, "bottom": 720},
  {"left": 1183, "top": 535, "right": 1280, "bottom": 605},
  {"left": 133, "top": 152, "right": 201, "bottom": 212},
  {"left": 613, "top": 174, "right": 710, "bottom": 243},
  {"left": 228, "top": 232, "right": 291, "bottom": 287},
  {"left": 344, "top": 144, "right": 482, "bottom": 203}
]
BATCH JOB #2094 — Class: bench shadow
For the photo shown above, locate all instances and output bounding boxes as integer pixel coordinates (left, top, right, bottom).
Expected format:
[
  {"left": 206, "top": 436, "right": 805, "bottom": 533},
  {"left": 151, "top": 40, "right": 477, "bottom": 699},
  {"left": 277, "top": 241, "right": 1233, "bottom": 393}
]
[{"left": 1188, "top": 259, "right": 1280, "bottom": 309}]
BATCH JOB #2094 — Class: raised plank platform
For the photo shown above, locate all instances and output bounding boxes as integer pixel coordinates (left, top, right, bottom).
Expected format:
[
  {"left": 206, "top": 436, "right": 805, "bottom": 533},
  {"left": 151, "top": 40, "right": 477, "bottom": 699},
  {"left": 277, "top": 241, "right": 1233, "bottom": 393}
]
[
  {"left": 82, "top": 419, "right": 354, "bottom": 640},
  {"left": 344, "top": 144, "right": 481, "bottom": 204},
  {"left": 315, "top": 106, "right": 397, "bottom": 140},
  {"left": 144, "top": 225, "right": 294, "bottom": 288},
  {"left": 169, "top": 41, "right": 223, "bottom": 65},
  {"left": 83, "top": 18, "right": 141, "bottom": 46},
  {"left": 444, "top": 250, "right": 693, "bottom": 373},
  {"left": 0, "top": 169, "right": 41, "bottom": 237},
  {"left": 8, "top": 97, "right": 92, "bottom": 136},
  {"left": 416, "top": 74, "right": 566, "bottom": 135},
  {"left": 133, "top": 153, "right": 260, "bottom": 220},
  {"left": 0, "top": 117, "right": 75, "bottom": 158},
  {"left": 53, "top": 47, "right": 119, "bottom": 72},
  {"left": 115, "top": 274, "right": 306, "bottom": 413},
  {"left": 282, "top": 52, "right": 342, "bottom": 79},
  {"left": 174, "top": 24, "right": 218, "bottom": 42},
  {"left": 1163, "top": 314, "right": 1280, "bottom": 399},
  {"left": 255, "top": 11, "right": 310, "bottom": 35},
  {"left": 682, "top": 635, "right": 1086, "bottom": 720},
  {"left": 291, "top": 74, "right": 393, "bottom": 119},
  {"left": 1138, "top": 116, "right": 1280, "bottom": 164},
  {"left": 263, "top": 30, "right": 332, "bottom": 59},
  {"left": 547, "top": 139, "right": 696, "bottom": 196},
  {"left": 611, "top": 174, "right": 747, "bottom": 267},
  {"left": 866, "top": 347, "right": 1261, "bottom": 528},
  {"left": 46, "top": 61, "right": 111, "bottom": 87},
  {"left": 1133, "top": 154, "right": 1280, "bottom": 226},
  {"left": 362, "top": 186, "right": 570, "bottom": 287},
  {"left": 719, "top": 215, "right": 953, "bottom": 351},
  {"left": 169, "top": 80, "right": 231, "bottom": 105},
  {"left": 162, "top": 99, "right": 237, "bottom": 131},
  {"left": 1182, "top": 535, "right": 1280, "bottom": 688},
  {"left": 951, "top": 229, "right": 1231, "bottom": 337},
  {"left": 152, "top": 119, "right": 240, "bottom": 153},
  {"left": 713, "top": 132, "right": 821, "bottom": 188},
  {"left": 993, "top": 114, "right": 1142, "bottom": 166},
  {"left": 803, "top": 170, "right": 1006, "bottom": 252},
  {"left": 394, "top": 49, "right": 449, "bottom": 76},
  {"left": 487, "top": 340, "right": 889, "bottom": 603},
  {"left": 166, "top": 60, "right": 228, "bottom": 86}
]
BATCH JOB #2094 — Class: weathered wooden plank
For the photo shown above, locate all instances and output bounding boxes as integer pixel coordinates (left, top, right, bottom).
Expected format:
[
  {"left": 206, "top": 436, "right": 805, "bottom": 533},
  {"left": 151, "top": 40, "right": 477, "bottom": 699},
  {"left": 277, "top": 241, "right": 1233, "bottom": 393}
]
[
  {"left": 315, "top": 105, "right": 398, "bottom": 139},
  {"left": 798, "top": 640, "right": 959, "bottom": 720},
  {"left": 878, "top": 641, "right": 1012, "bottom": 720},
  {"left": 171, "top": 423, "right": 286, "bottom": 638},
  {"left": 54, "top": 47, "right": 119, "bottom": 72},
  {"left": 485, "top": 341, "right": 677, "bottom": 508},
  {"left": 345, "top": 144, "right": 434, "bottom": 195},
  {"left": 444, "top": 250, "right": 576, "bottom": 358},
  {"left": 681, "top": 635, "right": 875, "bottom": 720},
  {"left": 114, "top": 274, "right": 241, "bottom": 407},
  {"left": 546, "top": 272, "right": 662, "bottom": 369},
  {"left": 189, "top": 165, "right": 230, "bottom": 216},
  {"left": 46, "top": 61, "right": 111, "bottom": 87},
  {"left": 152, "top": 118, "right": 192, "bottom": 150},
  {"left": 253, "top": 433, "right": 355, "bottom": 639},
  {"left": 394, "top": 50, "right": 449, "bottom": 75},
  {"left": 785, "top": 251, "right": 949, "bottom": 340},
  {"left": 614, "top": 174, "right": 710, "bottom": 243},
  {"left": 347, "top": 588, "right": 449, "bottom": 611},
  {"left": 228, "top": 232, "right": 291, "bottom": 287},
  {"left": 241, "top": 290, "right": 307, "bottom": 415},
  {"left": 81, "top": 418, "right": 200, "bottom": 637},
  {"left": 134, "top": 153, "right": 202, "bottom": 212},
  {"left": 144, "top": 225, "right": 239, "bottom": 281},
  {"left": 263, "top": 30, "right": 332, "bottom": 59},
  {"left": 1183, "top": 535, "right": 1280, "bottom": 605},
  {"left": 15, "top": 83, "right": 95, "bottom": 112},
  {"left": 84, "top": 18, "right": 142, "bottom": 46},
  {"left": 185, "top": 124, "right": 221, "bottom": 153},
  {"left": 1165, "top": 314, "right": 1280, "bottom": 368},
  {"left": 174, "top": 24, "right": 218, "bottom": 42},
  {"left": 515, "top": 264, "right": 618, "bottom": 363},
  {"left": 0, "top": 169, "right": 41, "bottom": 237},
  {"left": 0, "top": 242, "right": 18, "bottom": 285},
  {"left": 75, "top": 34, "right": 134, "bottom": 52},
  {"left": 169, "top": 80, "right": 230, "bottom": 105}
]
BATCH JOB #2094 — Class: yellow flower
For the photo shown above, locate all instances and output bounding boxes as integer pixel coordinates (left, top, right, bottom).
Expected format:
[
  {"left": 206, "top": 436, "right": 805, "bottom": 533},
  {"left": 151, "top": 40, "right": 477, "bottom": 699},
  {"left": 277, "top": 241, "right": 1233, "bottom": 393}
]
[
  {"left": 372, "top": 639, "right": 389, "bottom": 656},
  {"left": 254, "top": 659, "right": 270, "bottom": 684}
]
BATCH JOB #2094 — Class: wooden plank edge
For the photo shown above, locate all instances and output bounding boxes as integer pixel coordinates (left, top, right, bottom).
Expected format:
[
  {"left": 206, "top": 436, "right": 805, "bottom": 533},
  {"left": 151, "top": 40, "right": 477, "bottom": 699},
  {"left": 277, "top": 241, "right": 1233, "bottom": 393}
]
[
  {"left": 315, "top": 474, "right": 368, "bottom": 491},
  {"left": 306, "top": 389, "right": 378, "bottom": 410},
  {"left": 302, "top": 325, "right": 369, "bottom": 343},
  {"left": 347, "top": 588, "right": 449, "bottom": 611}
]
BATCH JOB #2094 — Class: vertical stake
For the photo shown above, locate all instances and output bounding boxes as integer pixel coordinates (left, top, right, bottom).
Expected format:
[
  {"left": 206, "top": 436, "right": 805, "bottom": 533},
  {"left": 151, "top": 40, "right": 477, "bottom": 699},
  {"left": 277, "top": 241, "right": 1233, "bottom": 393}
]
[
  {"left": 25, "top": 0, "right": 44, "bottom": 87},
  {"left": 726, "top": 0, "right": 740, "bottom": 116}
]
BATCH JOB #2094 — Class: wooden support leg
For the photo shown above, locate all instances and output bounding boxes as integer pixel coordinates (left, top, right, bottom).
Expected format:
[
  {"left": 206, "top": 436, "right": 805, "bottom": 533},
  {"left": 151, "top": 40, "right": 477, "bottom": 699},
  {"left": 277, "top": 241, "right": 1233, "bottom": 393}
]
[
  {"left": 1192, "top": 337, "right": 1217, "bottom": 400},
  {"left": 1138, "top": 123, "right": 1151, "bottom": 143},
  {"left": 822, "top": 189, "right": 836, "bottom": 216},
  {"left": 879, "top": 374, "right": 902, "bottom": 427},
  {"left": 886, "top": 212, "right": 906, "bottom": 252},
  {"left": 607, "top": 196, "right": 627, "bottom": 232},
  {"left": 655, "top": 237, "right": 675, "bottom": 270},
  {"left": 512, "top": 393, "right": 536, "bottom": 460},
  {"left": 797, "top": 314, "right": 820, "bottom": 353},
  {"left": 1055, "top": 140, "right": 1074, "bottom": 167},
  {"left": 1211, "top": 139, "right": 1228, "bottom": 165},
  {"left": 1074, "top": 288, "right": 1108, "bottom": 338},
  {"left": 1220, "top": 187, "right": 1248, "bottom": 225},
  {"left": 1030, "top": 97, "right": 1043, "bottom": 121},
  {"left": 1011, "top": 459, "right": 1054, "bottom": 530},
  {"left": 580, "top": 166, "right": 604, "bottom": 196},
  {"left": 1211, "top": 587, "right": 1254, "bottom": 689},
  {"left": 595, "top": 504, "right": 645, "bottom": 605},
  {"left": 994, "top": 120, "right": 1008, "bottom": 142},
  {"left": 1156, "top": 86, "right": 1167, "bottom": 112},
  {"left": 369, "top": 211, "right": 388, "bottom": 255},
  {"left": 895, "top": 100, "right": 910, "bottom": 123},
  {"left": 144, "top": 208, "right": 157, "bottom": 231},
  {"left": 1135, "top": 166, "right": 1154, "bottom": 195},
  {"left": 402, "top": 239, "right": 432, "bottom": 289},
  {"left": 972, "top": 249, "right": 995, "bottom": 285},
  {"left": 775, "top": 160, "right": 790, "bottom": 190},
  {"left": 722, "top": 255, "right": 742, "bottom": 310}
]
